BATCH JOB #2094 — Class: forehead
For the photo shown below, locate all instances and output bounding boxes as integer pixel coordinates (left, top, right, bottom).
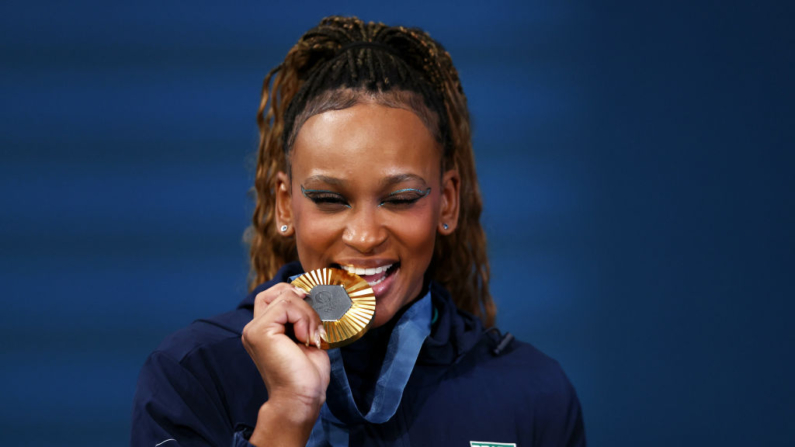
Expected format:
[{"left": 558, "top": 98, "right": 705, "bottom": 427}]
[{"left": 290, "top": 103, "right": 441, "bottom": 184}]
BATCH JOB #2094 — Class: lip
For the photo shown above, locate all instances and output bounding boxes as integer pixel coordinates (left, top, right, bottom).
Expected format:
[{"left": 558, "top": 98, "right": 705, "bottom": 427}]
[{"left": 369, "top": 263, "right": 398, "bottom": 298}]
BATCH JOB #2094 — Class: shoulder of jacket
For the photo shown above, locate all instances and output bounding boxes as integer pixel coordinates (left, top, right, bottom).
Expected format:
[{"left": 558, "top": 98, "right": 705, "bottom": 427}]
[
  {"left": 150, "top": 308, "right": 251, "bottom": 364},
  {"left": 471, "top": 332, "right": 577, "bottom": 397}
]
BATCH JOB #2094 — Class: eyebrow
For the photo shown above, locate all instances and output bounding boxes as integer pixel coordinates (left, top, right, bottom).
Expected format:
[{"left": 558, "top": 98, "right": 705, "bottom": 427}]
[
  {"left": 302, "top": 173, "right": 428, "bottom": 187},
  {"left": 303, "top": 175, "right": 345, "bottom": 186},
  {"left": 381, "top": 173, "right": 428, "bottom": 187}
]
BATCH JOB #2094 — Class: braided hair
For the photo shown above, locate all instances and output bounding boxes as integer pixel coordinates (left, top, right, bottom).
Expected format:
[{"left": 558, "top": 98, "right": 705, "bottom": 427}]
[{"left": 248, "top": 16, "right": 495, "bottom": 327}]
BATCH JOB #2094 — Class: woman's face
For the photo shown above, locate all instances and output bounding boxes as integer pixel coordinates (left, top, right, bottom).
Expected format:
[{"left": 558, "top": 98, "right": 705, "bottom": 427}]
[{"left": 276, "top": 101, "right": 459, "bottom": 327}]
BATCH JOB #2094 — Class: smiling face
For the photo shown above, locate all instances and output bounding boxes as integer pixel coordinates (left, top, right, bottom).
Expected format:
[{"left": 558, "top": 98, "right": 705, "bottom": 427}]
[{"left": 275, "top": 101, "right": 460, "bottom": 327}]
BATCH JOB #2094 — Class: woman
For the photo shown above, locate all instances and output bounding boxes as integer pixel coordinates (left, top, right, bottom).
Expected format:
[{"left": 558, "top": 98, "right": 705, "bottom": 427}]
[{"left": 132, "top": 16, "right": 585, "bottom": 447}]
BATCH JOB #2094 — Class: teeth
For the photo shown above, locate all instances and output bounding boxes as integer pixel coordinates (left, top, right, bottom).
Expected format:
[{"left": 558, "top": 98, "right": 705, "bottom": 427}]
[
  {"left": 340, "top": 264, "right": 393, "bottom": 275},
  {"left": 368, "top": 275, "right": 387, "bottom": 286}
]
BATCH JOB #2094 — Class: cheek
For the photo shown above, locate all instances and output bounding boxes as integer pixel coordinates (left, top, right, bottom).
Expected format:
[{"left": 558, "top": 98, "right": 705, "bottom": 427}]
[
  {"left": 387, "top": 202, "right": 439, "bottom": 257},
  {"left": 292, "top": 200, "right": 341, "bottom": 264}
]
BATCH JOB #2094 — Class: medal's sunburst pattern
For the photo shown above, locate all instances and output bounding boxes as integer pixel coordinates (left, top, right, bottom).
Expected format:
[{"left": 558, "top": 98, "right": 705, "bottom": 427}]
[{"left": 291, "top": 267, "right": 376, "bottom": 349}]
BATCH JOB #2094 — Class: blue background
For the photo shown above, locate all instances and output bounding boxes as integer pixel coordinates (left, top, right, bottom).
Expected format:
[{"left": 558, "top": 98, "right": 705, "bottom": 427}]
[{"left": 1, "top": 1, "right": 793, "bottom": 446}]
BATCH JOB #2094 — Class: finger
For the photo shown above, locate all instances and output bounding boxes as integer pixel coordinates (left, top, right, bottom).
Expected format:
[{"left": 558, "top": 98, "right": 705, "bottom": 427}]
[
  {"left": 253, "top": 283, "right": 307, "bottom": 318},
  {"left": 253, "top": 285, "right": 284, "bottom": 319},
  {"left": 262, "top": 297, "right": 322, "bottom": 347}
]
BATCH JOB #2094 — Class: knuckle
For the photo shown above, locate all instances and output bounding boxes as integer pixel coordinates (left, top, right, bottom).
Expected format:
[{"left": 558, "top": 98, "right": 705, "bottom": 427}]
[
  {"left": 254, "top": 291, "right": 269, "bottom": 308},
  {"left": 241, "top": 324, "right": 252, "bottom": 344}
]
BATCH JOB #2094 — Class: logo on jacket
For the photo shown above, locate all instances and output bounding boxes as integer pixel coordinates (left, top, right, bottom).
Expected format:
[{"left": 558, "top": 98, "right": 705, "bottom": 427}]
[{"left": 470, "top": 442, "right": 516, "bottom": 447}]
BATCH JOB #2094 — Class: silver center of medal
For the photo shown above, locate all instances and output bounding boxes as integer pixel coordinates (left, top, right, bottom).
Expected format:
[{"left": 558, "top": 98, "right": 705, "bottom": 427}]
[{"left": 306, "top": 285, "right": 352, "bottom": 321}]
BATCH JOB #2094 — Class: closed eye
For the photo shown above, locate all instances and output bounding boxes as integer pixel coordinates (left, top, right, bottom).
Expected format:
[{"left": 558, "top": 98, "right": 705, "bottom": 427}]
[
  {"left": 379, "top": 187, "right": 431, "bottom": 208},
  {"left": 301, "top": 185, "right": 351, "bottom": 209}
]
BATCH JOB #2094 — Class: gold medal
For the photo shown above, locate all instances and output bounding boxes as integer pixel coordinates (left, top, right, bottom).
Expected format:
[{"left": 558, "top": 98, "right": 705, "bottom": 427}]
[{"left": 291, "top": 267, "right": 376, "bottom": 349}]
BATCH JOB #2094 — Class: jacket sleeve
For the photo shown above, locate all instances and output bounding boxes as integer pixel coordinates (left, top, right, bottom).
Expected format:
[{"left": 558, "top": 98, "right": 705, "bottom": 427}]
[{"left": 131, "top": 350, "right": 257, "bottom": 447}]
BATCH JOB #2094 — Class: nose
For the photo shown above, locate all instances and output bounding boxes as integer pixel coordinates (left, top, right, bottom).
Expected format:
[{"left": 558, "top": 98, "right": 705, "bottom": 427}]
[{"left": 342, "top": 206, "right": 387, "bottom": 253}]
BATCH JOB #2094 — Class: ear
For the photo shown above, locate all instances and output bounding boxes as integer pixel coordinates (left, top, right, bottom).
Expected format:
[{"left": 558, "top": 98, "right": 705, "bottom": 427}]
[
  {"left": 438, "top": 169, "right": 460, "bottom": 235},
  {"left": 275, "top": 171, "right": 295, "bottom": 237}
]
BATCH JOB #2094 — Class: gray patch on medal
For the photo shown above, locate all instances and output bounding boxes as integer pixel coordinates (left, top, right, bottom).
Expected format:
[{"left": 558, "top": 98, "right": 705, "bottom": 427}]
[{"left": 306, "top": 285, "right": 352, "bottom": 321}]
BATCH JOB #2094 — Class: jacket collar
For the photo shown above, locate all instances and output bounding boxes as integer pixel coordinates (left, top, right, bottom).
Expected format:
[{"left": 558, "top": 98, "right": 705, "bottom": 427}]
[{"left": 418, "top": 280, "right": 483, "bottom": 365}]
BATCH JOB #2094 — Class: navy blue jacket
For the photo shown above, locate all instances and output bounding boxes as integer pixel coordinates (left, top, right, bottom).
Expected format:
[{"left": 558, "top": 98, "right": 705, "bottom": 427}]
[{"left": 131, "top": 262, "right": 586, "bottom": 446}]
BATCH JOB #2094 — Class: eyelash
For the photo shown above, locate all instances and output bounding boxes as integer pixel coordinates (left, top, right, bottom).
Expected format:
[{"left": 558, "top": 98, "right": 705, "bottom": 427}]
[{"left": 301, "top": 186, "right": 431, "bottom": 209}]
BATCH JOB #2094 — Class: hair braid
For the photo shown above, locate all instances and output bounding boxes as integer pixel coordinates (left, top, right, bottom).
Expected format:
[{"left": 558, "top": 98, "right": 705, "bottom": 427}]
[{"left": 248, "top": 16, "right": 495, "bottom": 327}]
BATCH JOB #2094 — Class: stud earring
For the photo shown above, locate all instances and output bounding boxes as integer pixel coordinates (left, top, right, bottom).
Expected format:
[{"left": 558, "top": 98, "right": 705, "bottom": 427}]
[
  {"left": 280, "top": 225, "right": 288, "bottom": 232},
  {"left": 443, "top": 223, "right": 449, "bottom": 230}
]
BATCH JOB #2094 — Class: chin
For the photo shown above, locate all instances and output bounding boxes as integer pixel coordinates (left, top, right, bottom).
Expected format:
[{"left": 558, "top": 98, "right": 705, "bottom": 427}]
[
  {"left": 371, "top": 313, "right": 391, "bottom": 329},
  {"left": 371, "top": 286, "right": 422, "bottom": 328},
  {"left": 371, "top": 302, "right": 406, "bottom": 327}
]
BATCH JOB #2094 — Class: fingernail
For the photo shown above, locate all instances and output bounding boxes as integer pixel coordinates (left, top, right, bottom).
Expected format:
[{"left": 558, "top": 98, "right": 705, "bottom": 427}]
[
  {"left": 294, "top": 286, "right": 307, "bottom": 296},
  {"left": 315, "top": 324, "right": 324, "bottom": 349}
]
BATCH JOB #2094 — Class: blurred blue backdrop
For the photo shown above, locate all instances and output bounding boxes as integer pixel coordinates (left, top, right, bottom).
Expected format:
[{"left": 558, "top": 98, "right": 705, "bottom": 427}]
[{"left": 1, "top": 1, "right": 793, "bottom": 446}]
